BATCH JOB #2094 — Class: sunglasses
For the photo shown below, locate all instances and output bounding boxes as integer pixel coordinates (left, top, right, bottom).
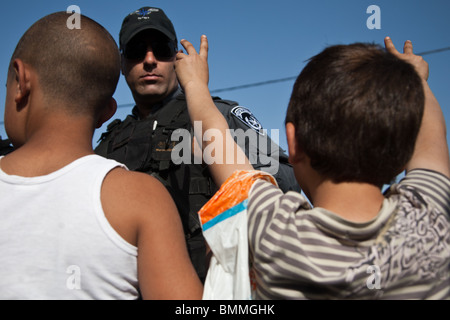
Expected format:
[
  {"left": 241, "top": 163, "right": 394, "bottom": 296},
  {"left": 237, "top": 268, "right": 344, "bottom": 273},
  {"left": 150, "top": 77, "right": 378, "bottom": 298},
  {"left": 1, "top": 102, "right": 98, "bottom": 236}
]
[{"left": 123, "top": 40, "right": 177, "bottom": 61}]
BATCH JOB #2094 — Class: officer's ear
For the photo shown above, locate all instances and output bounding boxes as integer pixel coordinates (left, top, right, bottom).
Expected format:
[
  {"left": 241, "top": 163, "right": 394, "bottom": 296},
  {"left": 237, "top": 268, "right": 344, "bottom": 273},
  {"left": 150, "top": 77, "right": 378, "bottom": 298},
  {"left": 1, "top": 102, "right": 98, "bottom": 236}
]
[{"left": 96, "top": 98, "right": 117, "bottom": 129}]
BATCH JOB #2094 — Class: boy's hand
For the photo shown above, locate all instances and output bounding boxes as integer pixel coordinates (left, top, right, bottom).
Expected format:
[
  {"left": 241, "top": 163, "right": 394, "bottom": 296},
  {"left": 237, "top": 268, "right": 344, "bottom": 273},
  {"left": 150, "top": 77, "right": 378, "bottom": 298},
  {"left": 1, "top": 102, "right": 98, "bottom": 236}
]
[
  {"left": 384, "top": 37, "right": 429, "bottom": 81},
  {"left": 175, "top": 36, "right": 209, "bottom": 91},
  {"left": 385, "top": 38, "right": 450, "bottom": 177}
]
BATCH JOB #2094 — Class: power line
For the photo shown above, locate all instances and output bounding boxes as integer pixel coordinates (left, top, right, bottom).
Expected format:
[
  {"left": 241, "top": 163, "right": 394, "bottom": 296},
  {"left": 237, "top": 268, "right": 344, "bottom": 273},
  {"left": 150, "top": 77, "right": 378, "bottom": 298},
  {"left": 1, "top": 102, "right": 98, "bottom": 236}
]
[
  {"left": 1, "top": 46, "right": 450, "bottom": 125},
  {"left": 417, "top": 47, "right": 450, "bottom": 56},
  {"left": 210, "top": 76, "right": 298, "bottom": 94}
]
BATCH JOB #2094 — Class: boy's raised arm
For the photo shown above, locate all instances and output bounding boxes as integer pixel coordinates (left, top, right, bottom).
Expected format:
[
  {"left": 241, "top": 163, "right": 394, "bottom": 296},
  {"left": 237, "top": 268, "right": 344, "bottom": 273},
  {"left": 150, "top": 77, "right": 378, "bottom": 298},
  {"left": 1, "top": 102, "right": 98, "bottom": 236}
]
[
  {"left": 175, "top": 36, "right": 253, "bottom": 187},
  {"left": 385, "top": 37, "right": 450, "bottom": 178}
]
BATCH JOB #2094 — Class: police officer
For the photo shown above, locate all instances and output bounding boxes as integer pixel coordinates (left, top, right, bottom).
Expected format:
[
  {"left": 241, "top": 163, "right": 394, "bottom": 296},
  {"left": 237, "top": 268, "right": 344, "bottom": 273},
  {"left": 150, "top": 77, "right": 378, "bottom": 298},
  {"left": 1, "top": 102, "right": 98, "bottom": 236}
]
[
  {"left": 0, "top": 136, "right": 13, "bottom": 156},
  {"left": 95, "top": 6, "right": 300, "bottom": 282}
]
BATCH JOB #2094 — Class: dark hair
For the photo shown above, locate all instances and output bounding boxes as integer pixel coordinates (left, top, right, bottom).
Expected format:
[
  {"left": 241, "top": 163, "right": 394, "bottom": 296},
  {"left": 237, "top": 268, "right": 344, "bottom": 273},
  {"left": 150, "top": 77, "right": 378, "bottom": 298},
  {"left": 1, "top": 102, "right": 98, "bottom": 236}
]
[
  {"left": 9, "top": 12, "right": 121, "bottom": 116},
  {"left": 285, "top": 43, "right": 424, "bottom": 186}
]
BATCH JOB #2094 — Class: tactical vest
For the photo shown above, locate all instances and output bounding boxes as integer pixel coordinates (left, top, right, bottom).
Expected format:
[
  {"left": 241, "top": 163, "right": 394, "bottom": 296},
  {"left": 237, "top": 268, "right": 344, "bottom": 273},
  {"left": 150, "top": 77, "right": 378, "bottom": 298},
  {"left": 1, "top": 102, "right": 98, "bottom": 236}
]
[
  {"left": 95, "top": 95, "right": 238, "bottom": 281},
  {"left": 0, "top": 137, "right": 13, "bottom": 156}
]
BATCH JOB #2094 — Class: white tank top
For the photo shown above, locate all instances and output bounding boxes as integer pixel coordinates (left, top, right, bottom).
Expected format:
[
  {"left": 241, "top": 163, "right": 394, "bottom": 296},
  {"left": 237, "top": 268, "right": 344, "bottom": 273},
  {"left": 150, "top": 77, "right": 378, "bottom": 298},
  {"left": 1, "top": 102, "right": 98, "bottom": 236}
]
[{"left": 0, "top": 155, "right": 139, "bottom": 300}]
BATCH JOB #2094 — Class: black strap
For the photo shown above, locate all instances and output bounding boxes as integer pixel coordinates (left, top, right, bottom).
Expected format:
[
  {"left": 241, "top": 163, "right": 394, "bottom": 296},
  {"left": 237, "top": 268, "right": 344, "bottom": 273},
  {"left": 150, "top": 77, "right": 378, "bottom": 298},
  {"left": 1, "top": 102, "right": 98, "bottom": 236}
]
[{"left": 0, "top": 138, "right": 13, "bottom": 156}]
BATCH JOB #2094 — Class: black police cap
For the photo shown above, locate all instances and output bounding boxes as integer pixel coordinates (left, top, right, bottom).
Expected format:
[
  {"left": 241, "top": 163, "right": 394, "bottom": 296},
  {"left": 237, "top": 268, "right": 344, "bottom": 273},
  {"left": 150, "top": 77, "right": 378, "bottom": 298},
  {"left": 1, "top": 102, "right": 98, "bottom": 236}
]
[{"left": 119, "top": 7, "right": 177, "bottom": 50}]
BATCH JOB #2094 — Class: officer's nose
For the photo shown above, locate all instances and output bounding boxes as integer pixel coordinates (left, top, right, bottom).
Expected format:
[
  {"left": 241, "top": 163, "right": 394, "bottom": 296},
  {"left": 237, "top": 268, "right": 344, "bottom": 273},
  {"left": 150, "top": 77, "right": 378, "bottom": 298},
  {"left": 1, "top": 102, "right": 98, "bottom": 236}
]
[{"left": 143, "top": 46, "right": 157, "bottom": 66}]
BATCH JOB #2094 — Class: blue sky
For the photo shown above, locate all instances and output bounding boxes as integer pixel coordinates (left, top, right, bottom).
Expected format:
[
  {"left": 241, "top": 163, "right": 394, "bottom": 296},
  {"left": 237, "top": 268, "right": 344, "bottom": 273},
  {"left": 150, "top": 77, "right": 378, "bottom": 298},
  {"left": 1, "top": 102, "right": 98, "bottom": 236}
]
[{"left": 0, "top": 0, "right": 449, "bottom": 153}]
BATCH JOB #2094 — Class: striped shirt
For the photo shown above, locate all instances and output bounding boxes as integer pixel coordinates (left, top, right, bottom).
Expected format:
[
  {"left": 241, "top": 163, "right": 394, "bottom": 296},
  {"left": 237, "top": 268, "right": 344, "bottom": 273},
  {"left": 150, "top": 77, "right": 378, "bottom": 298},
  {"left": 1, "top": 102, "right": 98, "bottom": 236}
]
[{"left": 248, "top": 169, "right": 450, "bottom": 300}]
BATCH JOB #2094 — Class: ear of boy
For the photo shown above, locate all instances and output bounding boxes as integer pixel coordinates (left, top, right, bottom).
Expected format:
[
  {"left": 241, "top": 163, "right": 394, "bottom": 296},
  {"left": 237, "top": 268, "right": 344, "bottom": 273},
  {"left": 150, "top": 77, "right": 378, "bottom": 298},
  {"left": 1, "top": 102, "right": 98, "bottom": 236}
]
[
  {"left": 13, "top": 59, "right": 31, "bottom": 106},
  {"left": 285, "top": 122, "right": 311, "bottom": 197},
  {"left": 286, "top": 122, "right": 303, "bottom": 165}
]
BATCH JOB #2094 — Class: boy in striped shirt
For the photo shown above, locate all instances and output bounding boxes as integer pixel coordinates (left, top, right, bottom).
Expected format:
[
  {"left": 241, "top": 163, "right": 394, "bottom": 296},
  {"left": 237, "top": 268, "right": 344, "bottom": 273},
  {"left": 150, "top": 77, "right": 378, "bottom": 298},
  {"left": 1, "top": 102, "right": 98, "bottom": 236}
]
[{"left": 175, "top": 36, "right": 449, "bottom": 299}]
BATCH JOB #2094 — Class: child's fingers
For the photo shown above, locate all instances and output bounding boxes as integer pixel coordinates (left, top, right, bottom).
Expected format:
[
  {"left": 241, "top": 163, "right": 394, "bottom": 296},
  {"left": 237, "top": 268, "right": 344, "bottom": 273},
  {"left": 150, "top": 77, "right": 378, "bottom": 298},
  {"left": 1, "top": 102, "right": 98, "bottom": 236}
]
[
  {"left": 199, "top": 35, "right": 209, "bottom": 60},
  {"left": 384, "top": 36, "right": 400, "bottom": 56},
  {"left": 180, "top": 39, "right": 198, "bottom": 56},
  {"left": 403, "top": 40, "right": 413, "bottom": 55}
]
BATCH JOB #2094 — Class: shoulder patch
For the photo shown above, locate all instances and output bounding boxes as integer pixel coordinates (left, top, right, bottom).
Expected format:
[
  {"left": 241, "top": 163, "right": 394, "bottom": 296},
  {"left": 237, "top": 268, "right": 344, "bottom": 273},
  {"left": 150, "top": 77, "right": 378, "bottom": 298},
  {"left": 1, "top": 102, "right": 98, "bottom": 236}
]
[{"left": 230, "top": 106, "right": 265, "bottom": 135}]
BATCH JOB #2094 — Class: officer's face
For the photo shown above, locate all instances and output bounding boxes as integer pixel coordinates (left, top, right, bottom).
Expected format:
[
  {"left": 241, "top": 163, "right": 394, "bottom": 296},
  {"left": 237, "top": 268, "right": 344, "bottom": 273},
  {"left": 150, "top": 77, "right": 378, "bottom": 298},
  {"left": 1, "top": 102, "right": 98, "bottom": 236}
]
[{"left": 122, "top": 30, "right": 179, "bottom": 107}]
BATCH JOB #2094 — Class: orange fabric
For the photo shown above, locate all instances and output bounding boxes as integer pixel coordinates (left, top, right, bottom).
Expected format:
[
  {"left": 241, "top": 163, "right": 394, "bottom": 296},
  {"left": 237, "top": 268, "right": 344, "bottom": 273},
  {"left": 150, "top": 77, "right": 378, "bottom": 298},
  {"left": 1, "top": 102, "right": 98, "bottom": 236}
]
[{"left": 198, "top": 170, "right": 277, "bottom": 226}]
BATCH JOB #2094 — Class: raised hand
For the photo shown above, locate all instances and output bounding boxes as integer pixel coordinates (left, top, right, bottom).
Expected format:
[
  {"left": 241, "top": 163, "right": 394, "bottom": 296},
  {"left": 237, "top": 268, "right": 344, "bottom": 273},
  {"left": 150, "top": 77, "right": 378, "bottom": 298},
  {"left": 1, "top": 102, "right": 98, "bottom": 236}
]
[
  {"left": 384, "top": 38, "right": 450, "bottom": 177},
  {"left": 384, "top": 36, "right": 429, "bottom": 81},
  {"left": 175, "top": 35, "right": 209, "bottom": 91}
]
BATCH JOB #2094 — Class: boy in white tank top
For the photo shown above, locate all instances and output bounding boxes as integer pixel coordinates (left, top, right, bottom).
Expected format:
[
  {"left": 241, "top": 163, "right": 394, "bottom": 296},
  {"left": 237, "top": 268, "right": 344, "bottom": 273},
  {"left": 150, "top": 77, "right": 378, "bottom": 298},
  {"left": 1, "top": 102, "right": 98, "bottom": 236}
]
[{"left": 0, "top": 12, "right": 202, "bottom": 300}]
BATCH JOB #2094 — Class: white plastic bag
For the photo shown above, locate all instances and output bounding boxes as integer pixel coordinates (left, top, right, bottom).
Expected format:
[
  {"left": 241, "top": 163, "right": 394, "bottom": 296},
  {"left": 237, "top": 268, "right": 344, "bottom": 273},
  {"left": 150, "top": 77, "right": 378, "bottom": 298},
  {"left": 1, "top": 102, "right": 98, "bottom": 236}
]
[{"left": 199, "top": 171, "right": 277, "bottom": 300}]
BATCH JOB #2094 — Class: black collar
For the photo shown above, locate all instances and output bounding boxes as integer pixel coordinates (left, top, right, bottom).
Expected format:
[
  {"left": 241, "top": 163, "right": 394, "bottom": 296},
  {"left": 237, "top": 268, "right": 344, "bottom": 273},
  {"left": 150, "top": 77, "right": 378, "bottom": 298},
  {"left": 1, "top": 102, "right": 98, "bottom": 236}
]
[{"left": 131, "top": 87, "right": 183, "bottom": 120}]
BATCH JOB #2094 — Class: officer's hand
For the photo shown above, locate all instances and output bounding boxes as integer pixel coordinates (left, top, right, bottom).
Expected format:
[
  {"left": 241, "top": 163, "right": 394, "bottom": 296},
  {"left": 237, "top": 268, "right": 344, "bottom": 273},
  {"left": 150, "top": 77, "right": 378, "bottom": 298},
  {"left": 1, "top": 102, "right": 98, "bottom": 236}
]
[{"left": 175, "top": 35, "right": 209, "bottom": 91}]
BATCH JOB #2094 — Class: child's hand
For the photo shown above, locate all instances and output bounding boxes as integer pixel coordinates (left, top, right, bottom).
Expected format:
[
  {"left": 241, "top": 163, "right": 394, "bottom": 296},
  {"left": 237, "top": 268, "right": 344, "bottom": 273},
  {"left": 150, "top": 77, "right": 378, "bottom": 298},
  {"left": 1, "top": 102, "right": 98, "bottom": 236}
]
[
  {"left": 384, "top": 37, "right": 429, "bottom": 81},
  {"left": 175, "top": 35, "right": 209, "bottom": 91}
]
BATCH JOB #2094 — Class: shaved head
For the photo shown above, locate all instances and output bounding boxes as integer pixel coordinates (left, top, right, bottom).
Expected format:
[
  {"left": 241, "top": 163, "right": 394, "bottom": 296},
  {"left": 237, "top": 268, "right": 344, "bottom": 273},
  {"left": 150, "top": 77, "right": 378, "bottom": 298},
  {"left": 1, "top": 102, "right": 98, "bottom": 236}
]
[{"left": 9, "top": 12, "right": 121, "bottom": 115}]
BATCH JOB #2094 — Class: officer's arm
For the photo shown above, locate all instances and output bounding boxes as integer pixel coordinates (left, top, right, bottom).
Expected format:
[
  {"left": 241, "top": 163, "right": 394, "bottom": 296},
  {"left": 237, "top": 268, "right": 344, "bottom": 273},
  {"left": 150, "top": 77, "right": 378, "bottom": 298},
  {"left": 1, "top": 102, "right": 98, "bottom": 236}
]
[{"left": 175, "top": 36, "right": 253, "bottom": 187}]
